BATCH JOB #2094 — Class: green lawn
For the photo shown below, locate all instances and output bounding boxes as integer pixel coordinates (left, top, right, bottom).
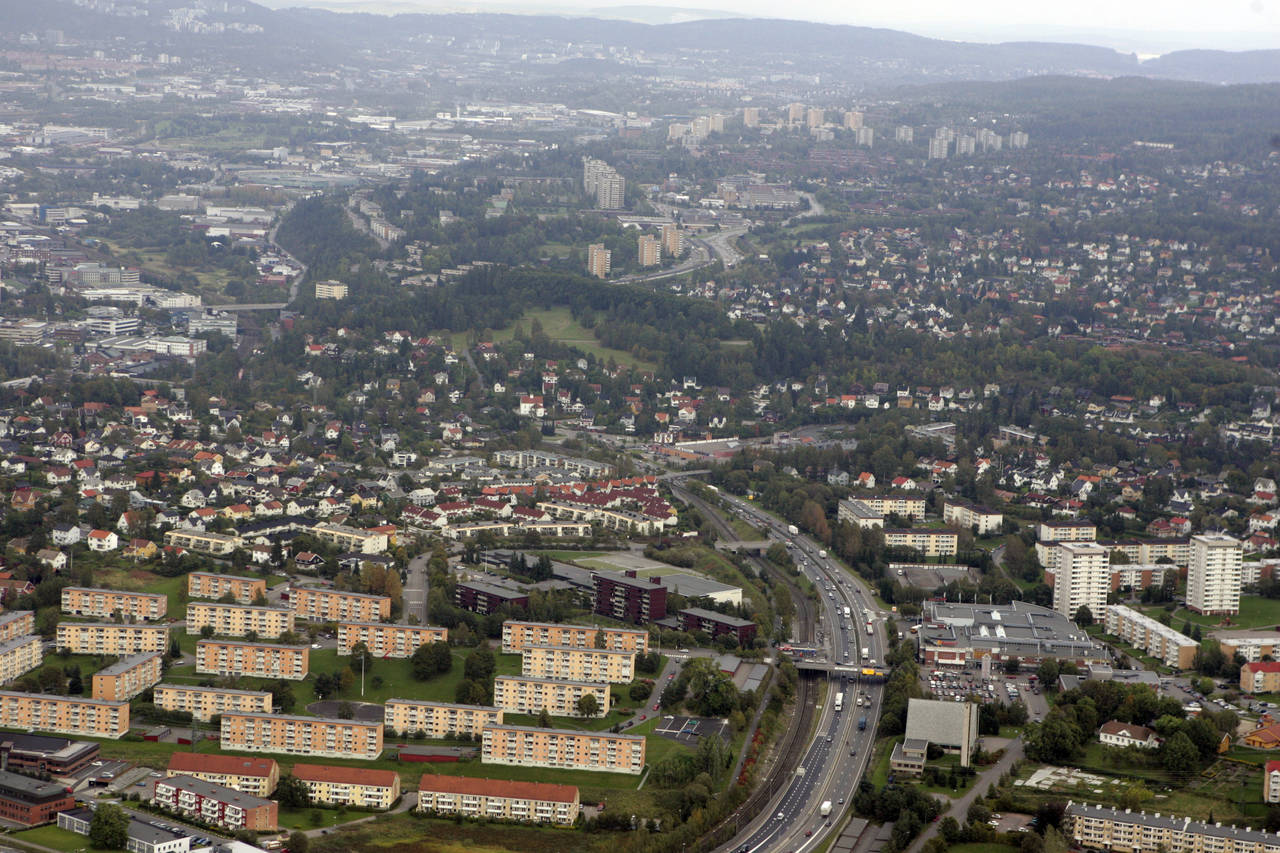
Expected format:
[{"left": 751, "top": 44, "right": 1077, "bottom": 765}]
[
  {"left": 946, "top": 844, "right": 1019, "bottom": 853},
  {"left": 10, "top": 826, "right": 92, "bottom": 853},
  {"left": 869, "top": 736, "right": 898, "bottom": 788},
  {"left": 277, "top": 806, "right": 367, "bottom": 830},
  {"left": 1138, "top": 597, "right": 1280, "bottom": 631}
]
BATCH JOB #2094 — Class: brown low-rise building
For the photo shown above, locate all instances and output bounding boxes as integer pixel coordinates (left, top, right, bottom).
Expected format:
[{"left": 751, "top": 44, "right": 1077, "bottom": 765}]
[{"left": 0, "top": 768, "right": 75, "bottom": 825}]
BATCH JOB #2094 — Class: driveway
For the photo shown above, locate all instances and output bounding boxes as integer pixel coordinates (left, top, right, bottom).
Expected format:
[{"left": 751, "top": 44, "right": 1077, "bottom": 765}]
[
  {"left": 299, "top": 792, "right": 417, "bottom": 837},
  {"left": 904, "top": 736, "right": 1025, "bottom": 853}
]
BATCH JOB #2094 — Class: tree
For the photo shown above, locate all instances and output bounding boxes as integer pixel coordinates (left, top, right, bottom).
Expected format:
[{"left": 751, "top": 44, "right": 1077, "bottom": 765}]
[
  {"left": 1005, "top": 656, "right": 1021, "bottom": 675},
  {"left": 1161, "top": 731, "right": 1200, "bottom": 778},
  {"left": 463, "top": 645, "right": 495, "bottom": 683},
  {"left": 576, "top": 693, "right": 600, "bottom": 717},
  {"left": 537, "top": 708, "right": 552, "bottom": 728},
  {"left": 276, "top": 774, "right": 311, "bottom": 808},
  {"left": 1074, "top": 605, "right": 1094, "bottom": 627},
  {"left": 412, "top": 641, "right": 452, "bottom": 680},
  {"left": 90, "top": 803, "right": 130, "bottom": 850},
  {"left": 350, "top": 641, "right": 375, "bottom": 673},
  {"left": 288, "top": 832, "right": 309, "bottom": 853}
]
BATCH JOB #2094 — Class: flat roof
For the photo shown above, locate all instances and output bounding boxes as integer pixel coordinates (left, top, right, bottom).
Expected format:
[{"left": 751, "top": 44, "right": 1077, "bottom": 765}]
[
  {"left": 64, "top": 586, "right": 166, "bottom": 599},
  {"left": 155, "top": 683, "right": 271, "bottom": 697},
  {"left": 95, "top": 652, "right": 163, "bottom": 676},
  {"left": 485, "top": 723, "right": 644, "bottom": 742},
  {"left": 384, "top": 698, "right": 499, "bottom": 712},
  {"left": 0, "top": 689, "right": 127, "bottom": 707},
  {"left": 494, "top": 675, "right": 609, "bottom": 689},
  {"left": 339, "top": 620, "right": 445, "bottom": 630},
  {"left": 502, "top": 619, "right": 645, "bottom": 635},
  {"left": 162, "top": 774, "right": 272, "bottom": 809},
  {"left": 196, "top": 639, "right": 308, "bottom": 651},
  {"left": 221, "top": 711, "right": 380, "bottom": 727},
  {"left": 57, "top": 622, "right": 167, "bottom": 630},
  {"left": 523, "top": 644, "right": 634, "bottom": 656},
  {"left": 680, "top": 607, "right": 755, "bottom": 628},
  {"left": 0, "top": 767, "right": 72, "bottom": 798},
  {"left": 190, "top": 601, "right": 292, "bottom": 613}
]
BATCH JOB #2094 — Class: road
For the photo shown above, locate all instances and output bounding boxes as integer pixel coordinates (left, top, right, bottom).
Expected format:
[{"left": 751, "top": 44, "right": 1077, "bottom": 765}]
[
  {"left": 615, "top": 238, "right": 715, "bottom": 284},
  {"left": 678, "top": 482, "right": 886, "bottom": 853},
  {"left": 904, "top": 737, "right": 1024, "bottom": 853},
  {"left": 404, "top": 552, "right": 431, "bottom": 624}
]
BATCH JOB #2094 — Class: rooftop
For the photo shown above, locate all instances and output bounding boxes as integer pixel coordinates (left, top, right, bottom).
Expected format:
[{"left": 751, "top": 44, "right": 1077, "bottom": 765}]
[{"left": 417, "top": 772, "right": 577, "bottom": 803}]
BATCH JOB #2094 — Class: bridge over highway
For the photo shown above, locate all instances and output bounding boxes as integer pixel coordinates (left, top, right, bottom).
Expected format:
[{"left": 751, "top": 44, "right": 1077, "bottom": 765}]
[{"left": 794, "top": 662, "right": 891, "bottom": 680}]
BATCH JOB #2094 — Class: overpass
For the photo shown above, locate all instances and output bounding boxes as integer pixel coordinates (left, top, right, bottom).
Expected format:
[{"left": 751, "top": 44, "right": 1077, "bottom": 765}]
[{"left": 795, "top": 662, "right": 891, "bottom": 681}]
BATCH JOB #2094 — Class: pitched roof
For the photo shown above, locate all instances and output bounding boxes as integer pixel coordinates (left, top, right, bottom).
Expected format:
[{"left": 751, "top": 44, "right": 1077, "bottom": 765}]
[
  {"left": 292, "top": 763, "right": 398, "bottom": 788},
  {"left": 417, "top": 773, "right": 577, "bottom": 803},
  {"left": 167, "top": 752, "right": 277, "bottom": 778},
  {"left": 1099, "top": 720, "right": 1156, "bottom": 741}
]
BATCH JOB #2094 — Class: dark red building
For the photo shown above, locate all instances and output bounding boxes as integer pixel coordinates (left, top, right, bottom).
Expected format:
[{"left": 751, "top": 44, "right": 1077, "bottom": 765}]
[
  {"left": 592, "top": 571, "right": 667, "bottom": 624},
  {"left": 678, "top": 607, "right": 758, "bottom": 645},
  {"left": 0, "top": 769, "right": 75, "bottom": 825},
  {"left": 454, "top": 581, "right": 529, "bottom": 615}
]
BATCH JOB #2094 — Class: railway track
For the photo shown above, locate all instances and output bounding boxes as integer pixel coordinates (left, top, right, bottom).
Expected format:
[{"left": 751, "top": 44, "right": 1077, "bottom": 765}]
[{"left": 668, "top": 482, "right": 821, "bottom": 852}]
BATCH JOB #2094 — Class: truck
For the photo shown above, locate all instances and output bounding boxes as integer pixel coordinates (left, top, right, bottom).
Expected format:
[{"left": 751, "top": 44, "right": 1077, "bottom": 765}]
[
  {"left": 818, "top": 549, "right": 827, "bottom": 558},
  {"left": 858, "top": 716, "right": 867, "bottom": 731},
  {"left": 861, "top": 646, "right": 869, "bottom": 659},
  {"left": 821, "top": 801, "right": 833, "bottom": 817},
  {"left": 834, "top": 692, "right": 843, "bottom": 712},
  {"left": 787, "top": 524, "right": 799, "bottom": 536},
  {"left": 866, "top": 621, "right": 874, "bottom": 635}
]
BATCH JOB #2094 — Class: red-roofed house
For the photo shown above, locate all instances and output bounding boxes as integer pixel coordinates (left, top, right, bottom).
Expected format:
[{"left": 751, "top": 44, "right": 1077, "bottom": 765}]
[
  {"left": 416, "top": 773, "right": 579, "bottom": 824},
  {"left": 87, "top": 529, "right": 118, "bottom": 552},
  {"left": 166, "top": 753, "right": 280, "bottom": 797},
  {"left": 1266, "top": 760, "right": 1280, "bottom": 803},
  {"left": 1242, "top": 661, "right": 1280, "bottom": 694},
  {"left": 292, "top": 764, "right": 401, "bottom": 809}
]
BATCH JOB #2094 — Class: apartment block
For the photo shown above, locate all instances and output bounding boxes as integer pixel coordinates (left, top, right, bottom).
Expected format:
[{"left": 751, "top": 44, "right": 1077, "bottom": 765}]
[
  {"left": 1240, "top": 661, "right": 1280, "bottom": 694},
  {"left": 166, "top": 753, "right": 279, "bottom": 798},
  {"left": 592, "top": 573, "right": 666, "bottom": 624},
  {"left": 586, "top": 243, "right": 611, "bottom": 278},
  {"left": 416, "top": 774, "right": 579, "bottom": 825},
  {"left": 521, "top": 645, "right": 635, "bottom": 684},
  {"left": 493, "top": 676, "right": 611, "bottom": 718},
  {"left": 290, "top": 587, "right": 391, "bottom": 623},
  {"left": 677, "top": 607, "right": 758, "bottom": 645},
  {"left": 187, "top": 572, "right": 267, "bottom": 605},
  {"left": 1187, "top": 533, "right": 1243, "bottom": 616},
  {"left": 314, "top": 280, "right": 348, "bottom": 300},
  {"left": 1035, "top": 521, "right": 1097, "bottom": 571},
  {"left": 1064, "top": 799, "right": 1279, "bottom": 853},
  {"left": 61, "top": 587, "right": 167, "bottom": 621},
  {"left": 882, "top": 529, "right": 960, "bottom": 558},
  {"left": 92, "top": 652, "right": 163, "bottom": 701},
  {"left": 942, "top": 502, "right": 1004, "bottom": 536},
  {"left": 482, "top": 724, "right": 645, "bottom": 774},
  {"left": 196, "top": 640, "right": 309, "bottom": 681},
  {"left": 1101, "top": 538, "right": 1192, "bottom": 567},
  {"left": 310, "top": 523, "right": 388, "bottom": 554},
  {"left": 501, "top": 620, "right": 650, "bottom": 655},
  {"left": 337, "top": 621, "right": 447, "bottom": 658},
  {"left": 153, "top": 775, "right": 277, "bottom": 832},
  {"left": 153, "top": 684, "right": 272, "bottom": 722},
  {"left": 383, "top": 699, "right": 502, "bottom": 738},
  {"left": 0, "top": 636, "right": 41, "bottom": 685},
  {"left": 856, "top": 494, "right": 926, "bottom": 520},
  {"left": 56, "top": 622, "right": 169, "bottom": 656},
  {"left": 0, "top": 611, "right": 34, "bottom": 643},
  {"left": 186, "top": 602, "right": 296, "bottom": 639},
  {"left": 637, "top": 234, "right": 660, "bottom": 267},
  {"left": 1103, "top": 605, "right": 1197, "bottom": 669},
  {"left": 0, "top": 690, "right": 129, "bottom": 739},
  {"left": 220, "top": 713, "right": 383, "bottom": 760},
  {"left": 1051, "top": 542, "right": 1109, "bottom": 621},
  {"left": 292, "top": 764, "right": 400, "bottom": 809},
  {"left": 164, "top": 528, "right": 242, "bottom": 556},
  {"left": 455, "top": 582, "right": 529, "bottom": 615},
  {"left": 1219, "top": 635, "right": 1280, "bottom": 663}
]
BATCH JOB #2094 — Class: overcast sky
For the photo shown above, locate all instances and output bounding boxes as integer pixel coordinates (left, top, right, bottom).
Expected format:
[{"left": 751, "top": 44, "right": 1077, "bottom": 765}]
[{"left": 260, "top": 0, "right": 1280, "bottom": 53}]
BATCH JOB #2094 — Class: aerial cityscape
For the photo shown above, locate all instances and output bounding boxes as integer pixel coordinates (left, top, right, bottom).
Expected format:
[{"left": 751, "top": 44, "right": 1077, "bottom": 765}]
[{"left": 0, "top": 2, "right": 1275, "bottom": 853}]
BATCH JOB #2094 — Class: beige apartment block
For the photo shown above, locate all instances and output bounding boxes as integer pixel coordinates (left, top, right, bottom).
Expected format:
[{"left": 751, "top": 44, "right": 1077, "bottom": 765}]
[
  {"left": 416, "top": 774, "right": 579, "bottom": 825},
  {"left": 154, "top": 684, "right": 273, "bottom": 722},
  {"left": 186, "top": 602, "right": 296, "bottom": 639},
  {"left": 290, "top": 588, "right": 391, "bottom": 623},
  {"left": 220, "top": 712, "right": 383, "bottom": 760},
  {"left": 0, "top": 636, "right": 41, "bottom": 685},
  {"left": 196, "top": 640, "right": 309, "bottom": 680},
  {"left": 310, "top": 524, "right": 388, "bottom": 554},
  {"left": 91, "top": 652, "right": 163, "bottom": 701},
  {"left": 882, "top": 529, "right": 960, "bottom": 558},
  {"left": 501, "top": 620, "right": 649, "bottom": 655},
  {"left": 61, "top": 587, "right": 167, "bottom": 621},
  {"left": 1103, "top": 605, "right": 1197, "bottom": 669},
  {"left": 493, "top": 676, "right": 611, "bottom": 718},
  {"left": 56, "top": 622, "right": 169, "bottom": 656},
  {"left": 187, "top": 572, "right": 268, "bottom": 604},
  {"left": 164, "top": 528, "right": 242, "bottom": 556},
  {"left": 0, "top": 690, "right": 129, "bottom": 738},
  {"left": 482, "top": 724, "right": 645, "bottom": 774},
  {"left": 337, "top": 622, "right": 446, "bottom": 658},
  {"left": 520, "top": 645, "right": 635, "bottom": 684},
  {"left": 292, "top": 764, "right": 400, "bottom": 809},
  {"left": 0, "top": 611, "right": 34, "bottom": 643},
  {"left": 383, "top": 699, "right": 503, "bottom": 739}
]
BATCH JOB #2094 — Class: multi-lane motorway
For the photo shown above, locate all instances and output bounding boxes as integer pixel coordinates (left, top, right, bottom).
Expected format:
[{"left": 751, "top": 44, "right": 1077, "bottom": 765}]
[{"left": 693, "top": 485, "right": 889, "bottom": 853}]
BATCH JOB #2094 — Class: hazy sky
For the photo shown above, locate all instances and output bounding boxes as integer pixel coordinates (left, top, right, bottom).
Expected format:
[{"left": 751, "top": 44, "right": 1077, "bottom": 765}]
[{"left": 260, "top": 0, "right": 1280, "bottom": 53}]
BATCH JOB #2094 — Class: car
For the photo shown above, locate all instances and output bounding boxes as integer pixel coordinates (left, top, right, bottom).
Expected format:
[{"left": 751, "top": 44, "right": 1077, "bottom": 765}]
[
  {"left": 826, "top": 735, "right": 832, "bottom": 742},
  {"left": 776, "top": 812, "right": 785, "bottom": 821},
  {"left": 653, "top": 703, "right": 659, "bottom": 710},
  {"left": 639, "top": 714, "right": 646, "bottom": 720},
  {"left": 805, "top": 830, "right": 813, "bottom": 837}
]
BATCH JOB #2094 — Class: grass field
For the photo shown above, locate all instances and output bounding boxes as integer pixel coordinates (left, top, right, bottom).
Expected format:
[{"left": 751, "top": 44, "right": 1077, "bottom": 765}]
[
  {"left": 10, "top": 825, "right": 92, "bottom": 853},
  {"left": 435, "top": 307, "right": 657, "bottom": 372},
  {"left": 869, "top": 736, "right": 897, "bottom": 788},
  {"left": 309, "top": 811, "right": 603, "bottom": 853},
  {"left": 1138, "top": 597, "right": 1280, "bottom": 631},
  {"left": 278, "top": 806, "right": 361, "bottom": 830}
]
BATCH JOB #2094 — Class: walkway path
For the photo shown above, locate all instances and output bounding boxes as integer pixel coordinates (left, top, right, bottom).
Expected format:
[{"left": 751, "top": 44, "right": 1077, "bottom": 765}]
[{"left": 904, "top": 736, "right": 1024, "bottom": 853}]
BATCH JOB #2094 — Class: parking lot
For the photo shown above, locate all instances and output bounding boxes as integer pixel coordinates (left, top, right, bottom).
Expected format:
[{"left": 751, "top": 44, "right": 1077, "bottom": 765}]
[{"left": 920, "top": 669, "right": 1050, "bottom": 720}]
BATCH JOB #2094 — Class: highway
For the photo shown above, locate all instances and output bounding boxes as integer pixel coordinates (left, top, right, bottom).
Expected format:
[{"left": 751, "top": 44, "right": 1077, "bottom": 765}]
[{"left": 679, "top": 481, "right": 888, "bottom": 853}]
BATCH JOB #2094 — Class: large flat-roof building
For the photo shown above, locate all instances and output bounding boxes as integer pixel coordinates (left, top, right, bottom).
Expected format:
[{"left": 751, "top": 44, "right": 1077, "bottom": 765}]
[
  {"left": 917, "top": 600, "right": 1108, "bottom": 668},
  {"left": 196, "top": 640, "right": 309, "bottom": 680},
  {"left": 92, "top": 652, "right": 163, "bottom": 701},
  {"left": 0, "top": 733, "right": 98, "bottom": 775},
  {"left": 1052, "top": 541, "right": 1110, "bottom": 621},
  {"left": 1104, "top": 605, "right": 1198, "bottom": 669},
  {"left": 56, "top": 622, "right": 169, "bottom": 656},
  {"left": 187, "top": 572, "right": 267, "bottom": 604},
  {"left": 62, "top": 587, "right": 167, "bottom": 621},
  {"left": 493, "top": 676, "right": 611, "bottom": 718},
  {"left": 677, "top": 607, "right": 758, "bottom": 645},
  {"left": 153, "top": 684, "right": 273, "bottom": 722},
  {"left": 1187, "top": 533, "right": 1243, "bottom": 616},
  {"left": 454, "top": 581, "right": 529, "bottom": 615},
  {"left": 383, "top": 699, "right": 502, "bottom": 739},
  {"left": 220, "top": 712, "right": 382, "bottom": 760},
  {"left": 501, "top": 620, "right": 650, "bottom": 655},
  {"left": 482, "top": 724, "right": 645, "bottom": 774},
  {"left": 186, "top": 602, "right": 295, "bottom": 639},
  {"left": 166, "top": 753, "right": 279, "bottom": 797},
  {"left": 58, "top": 808, "right": 190, "bottom": 853},
  {"left": 153, "top": 775, "right": 277, "bottom": 831},
  {"left": 0, "top": 768, "right": 75, "bottom": 825},
  {"left": 416, "top": 773, "right": 579, "bottom": 825},
  {"left": 904, "top": 698, "right": 980, "bottom": 767},
  {"left": 337, "top": 622, "right": 447, "bottom": 658}
]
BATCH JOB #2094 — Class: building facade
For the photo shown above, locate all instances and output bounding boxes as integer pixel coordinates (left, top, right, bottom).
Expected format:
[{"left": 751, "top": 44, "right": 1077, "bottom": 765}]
[
  {"left": 164, "top": 528, "right": 242, "bottom": 556},
  {"left": 153, "top": 775, "right": 277, "bottom": 832},
  {"left": 0, "top": 611, "right": 34, "bottom": 643},
  {"left": 677, "top": 607, "right": 758, "bottom": 645},
  {"left": 882, "top": 529, "right": 960, "bottom": 558},
  {"left": 56, "top": 622, "right": 169, "bottom": 656},
  {"left": 196, "top": 640, "right": 309, "bottom": 680},
  {"left": 454, "top": 582, "right": 529, "bottom": 615},
  {"left": 289, "top": 587, "right": 391, "bottom": 623},
  {"left": 482, "top": 724, "right": 645, "bottom": 774},
  {"left": 337, "top": 622, "right": 447, "bottom": 658},
  {"left": 501, "top": 620, "right": 649, "bottom": 655},
  {"left": 220, "top": 713, "right": 383, "bottom": 760},
  {"left": 0, "top": 769, "right": 75, "bottom": 825},
  {"left": 165, "top": 753, "right": 280, "bottom": 797},
  {"left": 0, "top": 690, "right": 129, "bottom": 738},
  {"left": 92, "top": 652, "right": 163, "bottom": 701},
  {"left": 493, "top": 675, "right": 611, "bottom": 718},
  {"left": 61, "top": 587, "right": 167, "bottom": 620},
  {"left": 942, "top": 502, "right": 1004, "bottom": 536},
  {"left": 1187, "top": 533, "right": 1243, "bottom": 615},
  {"left": 383, "top": 699, "right": 502, "bottom": 739},
  {"left": 1051, "top": 542, "right": 1109, "bottom": 621},
  {"left": 1063, "top": 800, "right": 1280, "bottom": 853},
  {"left": 153, "top": 684, "right": 274, "bottom": 722},
  {"left": 1103, "top": 605, "right": 1198, "bottom": 669},
  {"left": 187, "top": 572, "right": 267, "bottom": 604},
  {"left": 292, "top": 764, "right": 400, "bottom": 809},
  {"left": 0, "top": 636, "right": 42, "bottom": 685},
  {"left": 186, "top": 602, "right": 296, "bottom": 639},
  {"left": 520, "top": 645, "right": 635, "bottom": 684},
  {"left": 416, "top": 774, "right": 579, "bottom": 825},
  {"left": 310, "top": 524, "right": 388, "bottom": 554},
  {"left": 592, "top": 573, "right": 667, "bottom": 623}
]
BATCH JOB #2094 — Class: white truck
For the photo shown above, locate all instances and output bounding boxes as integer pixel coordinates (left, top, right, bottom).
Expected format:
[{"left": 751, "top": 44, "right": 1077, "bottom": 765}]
[
  {"left": 821, "top": 801, "right": 833, "bottom": 817},
  {"left": 787, "top": 524, "right": 799, "bottom": 536}
]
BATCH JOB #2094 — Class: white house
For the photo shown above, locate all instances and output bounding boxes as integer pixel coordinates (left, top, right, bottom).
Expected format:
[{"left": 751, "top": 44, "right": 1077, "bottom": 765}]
[
  {"left": 1098, "top": 721, "right": 1159, "bottom": 750},
  {"left": 87, "top": 529, "right": 119, "bottom": 552}
]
